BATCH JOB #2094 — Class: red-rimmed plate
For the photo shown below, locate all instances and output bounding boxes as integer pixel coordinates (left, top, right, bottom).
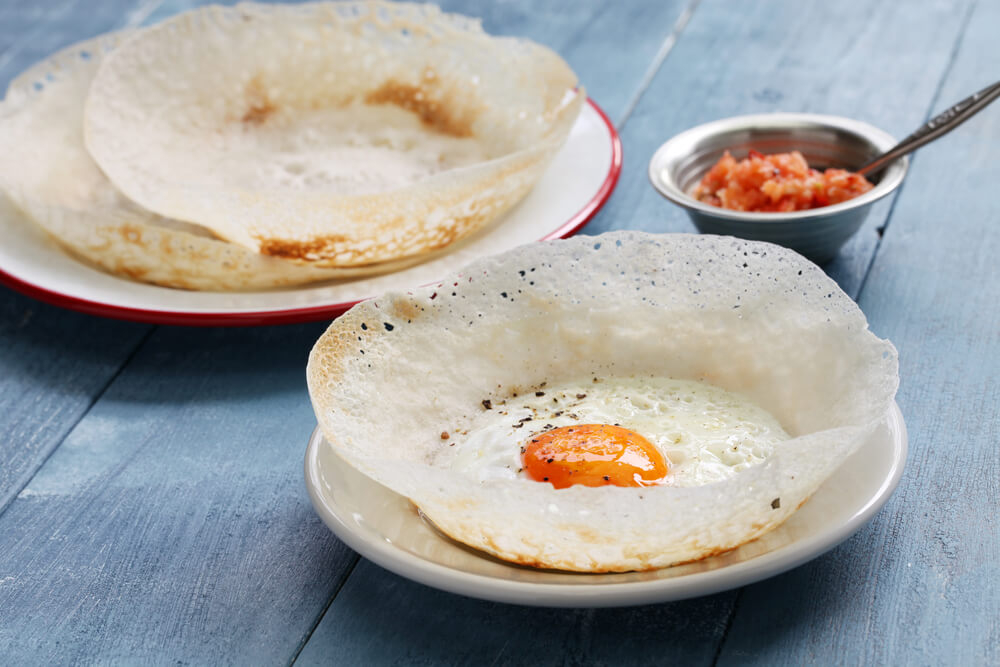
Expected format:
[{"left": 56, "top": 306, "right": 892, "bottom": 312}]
[{"left": 0, "top": 99, "right": 620, "bottom": 326}]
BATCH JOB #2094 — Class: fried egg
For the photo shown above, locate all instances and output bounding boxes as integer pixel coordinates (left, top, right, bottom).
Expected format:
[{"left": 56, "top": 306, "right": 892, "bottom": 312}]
[
  {"left": 306, "top": 232, "right": 900, "bottom": 572},
  {"left": 434, "top": 376, "right": 789, "bottom": 489}
]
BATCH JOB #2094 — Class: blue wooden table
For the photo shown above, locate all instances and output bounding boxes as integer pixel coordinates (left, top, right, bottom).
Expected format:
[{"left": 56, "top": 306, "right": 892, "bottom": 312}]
[{"left": 1, "top": 0, "right": 998, "bottom": 664}]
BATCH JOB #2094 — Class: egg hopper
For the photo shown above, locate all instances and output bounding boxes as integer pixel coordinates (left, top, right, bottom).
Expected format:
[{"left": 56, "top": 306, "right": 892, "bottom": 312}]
[
  {"left": 304, "top": 402, "right": 906, "bottom": 606},
  {"left": 0, "top": 31, "right": 417, "bottom": 291},
  {"left": 306, "top": 232, "right": 899, "bottom": 572},
  {"left": 83, "top": 1, "right": 584, "bottom": 267}
]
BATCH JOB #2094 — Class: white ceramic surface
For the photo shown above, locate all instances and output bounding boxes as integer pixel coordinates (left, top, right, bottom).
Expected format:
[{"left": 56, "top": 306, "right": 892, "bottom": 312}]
[
  {"left": 304, "top": 403, "right": 907, "bottom": 607},
  {"left": 0, "top": 100, "right": 619, "bottom": 325}
]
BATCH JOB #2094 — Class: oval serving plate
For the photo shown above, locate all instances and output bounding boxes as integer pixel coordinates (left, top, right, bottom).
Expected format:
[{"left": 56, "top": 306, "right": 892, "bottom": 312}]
[
  {"left": 304, "top": 403, "right": 907, "bottom": 608},
  {"left": 0, "top": 99, "right": 620, "bottom": 326}
]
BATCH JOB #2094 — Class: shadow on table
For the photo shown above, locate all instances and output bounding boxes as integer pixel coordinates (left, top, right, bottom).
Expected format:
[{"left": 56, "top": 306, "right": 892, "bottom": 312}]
[
  {"left": 296, "top": 560, "right": 733, "bottom": 664},
  {"left": 102, "top": 319, "right": 334, "bottom": 404},
  {"left": 716, "top": 535, "right": 886, "bottom": 662},
  {"left": 296, "top": 533, "right": 876, "bottom": 665},
  {"left": 0, "top": 286, "right": 149, "bottom": 392},
  {"left": 1, "top": 285, "right": 333, "bottom": 404}
]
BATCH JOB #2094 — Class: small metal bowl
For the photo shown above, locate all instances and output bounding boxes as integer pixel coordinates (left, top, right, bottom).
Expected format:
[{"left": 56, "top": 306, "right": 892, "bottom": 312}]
[{"left": 648, "top": 113, "right": 908, "bottom": 264}]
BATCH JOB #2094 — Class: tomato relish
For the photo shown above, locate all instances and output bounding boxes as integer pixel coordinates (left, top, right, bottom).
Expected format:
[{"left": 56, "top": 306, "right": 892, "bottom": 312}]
[{"left": 691, "top": 150, "right": 873, "bottom": 212}]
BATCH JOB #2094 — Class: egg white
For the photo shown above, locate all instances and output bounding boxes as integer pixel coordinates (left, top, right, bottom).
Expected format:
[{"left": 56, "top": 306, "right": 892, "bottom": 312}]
[{"left": 434, "top": 376, "right": 790, "bottom": 487}]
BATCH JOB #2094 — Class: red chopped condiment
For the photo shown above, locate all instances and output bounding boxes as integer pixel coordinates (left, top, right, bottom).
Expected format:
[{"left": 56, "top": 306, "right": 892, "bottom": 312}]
[{"left": 691, "top": 150, "right": 874, "bottom": 212}]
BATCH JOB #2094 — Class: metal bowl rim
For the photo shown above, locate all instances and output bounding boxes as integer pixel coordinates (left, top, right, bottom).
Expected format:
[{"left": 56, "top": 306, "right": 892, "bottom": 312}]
[{"left": 648, "top": 112, "right": 909, "bottom": 223}]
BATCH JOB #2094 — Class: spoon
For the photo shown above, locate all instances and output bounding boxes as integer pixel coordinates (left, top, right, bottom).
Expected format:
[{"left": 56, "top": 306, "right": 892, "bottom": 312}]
[{"left": 857, "top": 79, "right": 1000, "bottom": 177}]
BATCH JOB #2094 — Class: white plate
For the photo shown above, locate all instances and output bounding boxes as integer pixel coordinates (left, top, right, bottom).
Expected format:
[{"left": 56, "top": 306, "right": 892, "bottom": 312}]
[
  {"left": 0, "top": 100, "right": 620, "bottom": 326},
  {"left": 304, "top": 403, "right": 907, "bottom": 607}
]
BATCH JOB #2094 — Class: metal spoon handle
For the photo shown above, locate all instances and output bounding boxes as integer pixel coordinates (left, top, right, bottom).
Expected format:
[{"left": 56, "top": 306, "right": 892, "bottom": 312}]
[{"left": 857, "top": 79, "right": 1000, "bottom": 177}]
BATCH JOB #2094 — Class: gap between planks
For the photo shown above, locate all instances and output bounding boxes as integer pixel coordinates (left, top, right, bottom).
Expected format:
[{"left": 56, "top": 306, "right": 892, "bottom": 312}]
[
  {"left": 710, "top": 589, "right": 743, "bottom": 666},
  {"left": 283, "top": 2, "right": 712, "bottom": 659},
  {"left": 852, "top": 0, "right": 978, "bottom": 306},
  {"left": 615, "top": 0, "right": 703, "bottom": 130},
  {"left": 288, "top": 554, "right": 362, "bottom": 667},
  {"left": 0, "top": 326, "right": 156, "bottom": 520},
  {"left": 0, "top": 0, "right": 167, "bottom": 518}
]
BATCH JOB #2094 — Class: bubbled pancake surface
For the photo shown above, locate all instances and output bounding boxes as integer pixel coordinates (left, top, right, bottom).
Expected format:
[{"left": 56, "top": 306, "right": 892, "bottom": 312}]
[
  {"left": 306, "top": 232, "right": 899, "bottom": 572},
  {"left": 0, "top": 32, "right": 424, "bottom": 290},
  {"left": 84, "top": 2, "right": 584, "bottom": 267}
]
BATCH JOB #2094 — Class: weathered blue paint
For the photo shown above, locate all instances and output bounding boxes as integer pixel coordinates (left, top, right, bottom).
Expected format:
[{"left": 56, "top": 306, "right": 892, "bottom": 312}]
[
  {"left": 0, "top": 0, "right": 996, "bottom": 664},
  {"left": 0, "top": 290, "right": 149, "bottom": 512},
  {"left": 303, "top": 0, "right": 993, "bottom": 664},
  {"left": 718, "top": 1, "right": 1000, "bottom": 664},
  {"left": 296, "top": 560, "right": 735, "bottom": 666},
  {"left": 581, "top": 0, "right": 973, "bottom": 299},
  {"left": 0, "top": 323, "right": 358, "bottom": 663},
  {"left": 0, "top": 0, "right": 156, "bottom": 513}
]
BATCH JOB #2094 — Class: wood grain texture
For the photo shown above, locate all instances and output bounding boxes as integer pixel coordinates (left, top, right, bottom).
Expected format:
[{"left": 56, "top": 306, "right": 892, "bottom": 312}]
[
  {"left": 0, "top": 0, "right": 158, "bottom": 515},
  {"left": 0, "top": 290, "right": 149, "bottom": 511},
  {"left": 0, "top": 0, "right": 994, "bottom": 664},
  {"left": 0, "top": 323, "right": 358, "bottom": 663},
  {"left": 145, "top": 0, "right": 687, "bottom": 125},
  {"left": 296, "top": 560, "right": 734, "bottom": 666},
  {"left": 579, "top": 0, "right": 973, "bottom": 299},
  {"left": 0, "top": 0, "right": 162, "bottom": 76},
  {"left": 433, "top": 0, "right": 692, "bottom": 124},
  {"left": 300, "top": 1, "right": 982, "bottom": 664},
  {"left": 718, "top": 1, "right": 1000, "bottom": 663},
  {"left": 0, "top": 0, "right": 698, "bottom": 662}
]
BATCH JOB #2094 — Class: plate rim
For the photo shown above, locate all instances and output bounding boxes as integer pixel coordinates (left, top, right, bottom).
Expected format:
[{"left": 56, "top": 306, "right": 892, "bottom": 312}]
[
  {"left": 304, "top": 402, "right": 907, "bottom": 608},
  {"left": 0, "top": 98, "right": 622, "bottom": 327}
]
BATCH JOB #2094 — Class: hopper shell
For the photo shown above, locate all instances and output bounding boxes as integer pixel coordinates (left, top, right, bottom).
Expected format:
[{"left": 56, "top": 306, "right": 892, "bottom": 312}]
[
  {"left": 0, "top": 33, "right": 420, "bottom": 291},
  {"left": 306, "top": 232, "right": 900, "bottom": 572},
  {"left": 84, "top": 2, "right": 585, "bottom": 267}
]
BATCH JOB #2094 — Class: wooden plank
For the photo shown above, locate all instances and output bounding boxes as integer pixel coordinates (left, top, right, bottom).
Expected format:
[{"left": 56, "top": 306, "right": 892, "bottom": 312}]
[
  {"left": 0, "top": 1, "right": 988, "bottom": 666},
  {"left": 433, "top": 0, "right": 695, "bottom": 124},
  {"left": 295, "top": 560, "right": 734, "bottom": 666},
  {"left": 147, "top": 0, "right": 684, "bottom": 124},
  {"left": 717, "top": 1, "right": 999, "bottom": 664},
  {"left": 0, "top": 0, "right": 157, "bottom": 513},
  {"left": 0, "top": 322, "right": 359, "bottom": 663},
  {"left": 0, "top": 0, "right": 162, "bottom": 78},
  {"left": 0, "top": 0, "right": 80, "bottom": 75},
  {"left": 581, "top": 0, "right": 973, "bottom": 299},
  {"left": 292, "top": 1, "right": 743, "bottom": 664},
  {"left": 0, "top": 290, "right": 149, "bottom": 512},
  {"left": 0, "top": 0, "right": 698, "bottom": 663},
  {"left": 300, "top": 0, "right": 980, "bottom": 664}
]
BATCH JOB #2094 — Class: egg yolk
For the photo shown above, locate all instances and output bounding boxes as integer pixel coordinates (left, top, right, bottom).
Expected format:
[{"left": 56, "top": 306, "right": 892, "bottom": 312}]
[{"left": 521, "top": 424, "right": 668, "bottom": 489}]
